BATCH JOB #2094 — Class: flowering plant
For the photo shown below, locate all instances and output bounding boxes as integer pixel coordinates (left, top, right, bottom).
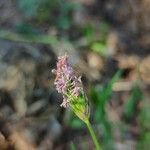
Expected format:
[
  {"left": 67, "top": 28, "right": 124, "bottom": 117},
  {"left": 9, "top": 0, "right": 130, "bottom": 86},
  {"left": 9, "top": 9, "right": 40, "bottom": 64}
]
[
  {"left": 52, "top": 54, "right": 101, "bottom": 149},
  {"left": 52, "top": 54, "right": 89, "bottom": 122}
]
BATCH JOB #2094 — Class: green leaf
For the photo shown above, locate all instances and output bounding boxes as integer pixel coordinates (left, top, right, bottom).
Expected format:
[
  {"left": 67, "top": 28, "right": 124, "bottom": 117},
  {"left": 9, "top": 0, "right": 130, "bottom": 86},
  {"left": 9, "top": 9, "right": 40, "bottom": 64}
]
[
  {"left": 90, "top": 70, "right": 122, "bottom": 149},
  {"left": 137, "top": 132, "right": 150, "bottom": 150},
  {"left": 99, "top": 70, "right": 122, "bottom": 106},
  {"left": 123, "top": 84, "right": 143, "bottom": 120},
  {"left": 81, "top": 24, "right": 94, "bottom": 42},
  {"left": 91, "top": 70, "right": 122, "bottom": 108},
  {"left": 90, "top": 42, "right": 107, "bottom": 55},
  {"left": 138, "top": 102, "right": 150, "bottom": 129}
]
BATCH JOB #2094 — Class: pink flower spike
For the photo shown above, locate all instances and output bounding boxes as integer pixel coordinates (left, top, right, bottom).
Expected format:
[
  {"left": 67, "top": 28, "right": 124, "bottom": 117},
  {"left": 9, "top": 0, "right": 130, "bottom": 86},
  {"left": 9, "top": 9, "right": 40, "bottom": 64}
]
[{"left": 52, "top": 54, "right": 83, "bottom": 107}]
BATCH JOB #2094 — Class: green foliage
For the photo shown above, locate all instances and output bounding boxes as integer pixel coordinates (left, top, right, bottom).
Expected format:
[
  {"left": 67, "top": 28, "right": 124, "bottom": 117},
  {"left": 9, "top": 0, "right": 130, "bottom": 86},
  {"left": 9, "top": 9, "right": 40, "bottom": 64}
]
[
  {"left": 123, "top": 84, "right": 143, "bottom": 121},
  {"left": 139, "top": 103, "right": 150, "bottom": 130},
  {"left": 70, "top": 142, "right": 76, "bottom": 150},
  {"left": 18, "top": 0, "right": 40, "bottom": 18},
  {"left": 137, "top": 100, "right": 150, "bottom": 149},
  {"left": 68, "top": 70, "right": 122, "bottom": 133},
  {"left": 56, "top": 2, "right": 79, "bottom": 30},
  {"left": 81, "top": 24, "right": 94, "bottom": 42},
  {"left": 81, "top": 21, "right": 109, "bottom": 56},
  {"left": 15, "top": 24, "right": 39, "bottom": 35},
  {"left": 18, "top": 0, "right": 78, "bottom": 29},
  {"left": 137, "top": 132, "right": 150, "bottom": 150},
  {"left": 0, "top": 29, "right": 58, "bottom": 46},
  {"left": 90, "top": 70, "right": 122, "bottom": 149},
  {"left": 90, "top": 42, "right": 107, "bottom": 56},
  {"left": 91, "top": 70, "right": 122, "bottom": 109}
]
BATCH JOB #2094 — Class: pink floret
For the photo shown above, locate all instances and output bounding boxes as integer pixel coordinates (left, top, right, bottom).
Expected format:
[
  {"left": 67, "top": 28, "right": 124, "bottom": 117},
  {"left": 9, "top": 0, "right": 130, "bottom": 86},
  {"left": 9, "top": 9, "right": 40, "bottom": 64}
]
[{"left": 52, "top": 54, "right": 83, "bottom": 107}]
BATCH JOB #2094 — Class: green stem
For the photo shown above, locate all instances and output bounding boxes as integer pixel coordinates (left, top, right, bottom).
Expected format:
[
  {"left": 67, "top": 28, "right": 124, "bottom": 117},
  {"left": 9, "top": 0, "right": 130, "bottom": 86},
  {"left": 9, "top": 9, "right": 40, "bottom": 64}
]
[{"left": 85, "top": 120, "right": 101, "bottom": 150}]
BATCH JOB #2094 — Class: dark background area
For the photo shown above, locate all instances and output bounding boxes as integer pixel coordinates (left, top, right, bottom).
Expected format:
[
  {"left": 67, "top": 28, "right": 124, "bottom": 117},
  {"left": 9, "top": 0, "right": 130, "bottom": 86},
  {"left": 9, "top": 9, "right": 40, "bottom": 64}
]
[{"left": 0, "top": 0, "right": 150, "bottom": 149}]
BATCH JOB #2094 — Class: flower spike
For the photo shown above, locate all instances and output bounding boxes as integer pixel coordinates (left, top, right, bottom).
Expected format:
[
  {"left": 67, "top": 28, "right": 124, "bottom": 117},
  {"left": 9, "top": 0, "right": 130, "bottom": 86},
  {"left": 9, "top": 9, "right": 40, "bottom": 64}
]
[{"left": 52, "top": 54, "right": 89, "bottom": 122}]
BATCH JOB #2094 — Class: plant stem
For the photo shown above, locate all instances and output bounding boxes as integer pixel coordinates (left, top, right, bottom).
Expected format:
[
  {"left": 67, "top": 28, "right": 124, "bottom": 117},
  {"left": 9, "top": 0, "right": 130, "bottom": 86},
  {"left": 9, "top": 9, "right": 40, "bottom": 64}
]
[
  {"left": 86, "top": 120, "right": 101, "bottom": 150},
  {"left": 85, "top": 120, "right": 101, "bottom": 150}
]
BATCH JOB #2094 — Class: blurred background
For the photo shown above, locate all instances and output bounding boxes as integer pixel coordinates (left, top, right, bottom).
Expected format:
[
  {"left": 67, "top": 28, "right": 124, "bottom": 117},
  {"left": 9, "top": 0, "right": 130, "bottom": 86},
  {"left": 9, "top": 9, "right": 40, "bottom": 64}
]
[{"left": 0, "top": 0, "right": 150, "bottom": 149}]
